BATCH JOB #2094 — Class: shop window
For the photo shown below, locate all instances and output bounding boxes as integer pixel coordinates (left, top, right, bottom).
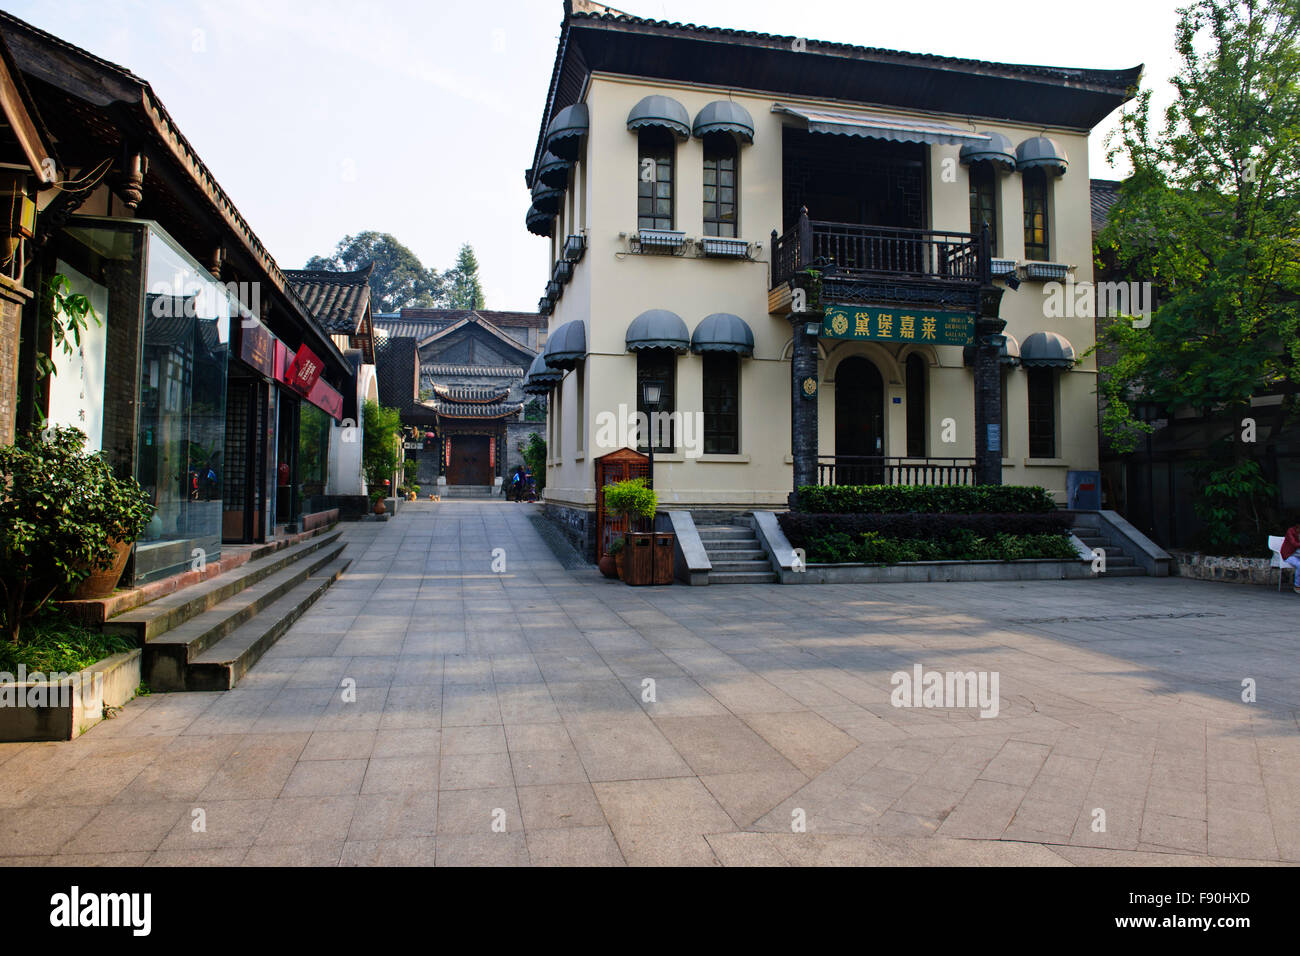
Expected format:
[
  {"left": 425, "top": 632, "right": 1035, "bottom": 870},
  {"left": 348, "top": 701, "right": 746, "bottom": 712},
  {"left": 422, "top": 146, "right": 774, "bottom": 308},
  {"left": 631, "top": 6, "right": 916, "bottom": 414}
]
[
  {"left": 298, "top": 402, "right": 330, "bottom": 499},
  {"left": 702, "top": 352, "right": 739, "bottom": 454}
]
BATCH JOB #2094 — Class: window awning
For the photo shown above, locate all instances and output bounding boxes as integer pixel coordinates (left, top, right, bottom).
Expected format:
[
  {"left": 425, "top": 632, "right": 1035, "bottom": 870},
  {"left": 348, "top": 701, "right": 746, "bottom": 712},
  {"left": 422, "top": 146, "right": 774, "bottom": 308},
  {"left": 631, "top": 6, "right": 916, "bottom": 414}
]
[
  {"left": 627, "top": 95, "right": 691, "bottom": 140},
  {"left": 543, "top": 320, "right": 587, "bottom": 370},
  {"left": 691, "top": 313, "right": 754, "bottom": 356},
  {"left": 1020, "top": 331, "right": 1076, "bottom": 368},
  {"left": 522, "top": 352, "right": 563, "bottom": 393},
  {"left": 525, "top": 205, "right": 554, "bottom": 237},
  {"left": 536, "top": 151, "right": 571, "bottom": 189},
  {"left": 626, "top": 309, "right": 690, "bottom": 352},
  {"left": 530, "top": 180, "right": 564, "bottom": 215},
  {"left": 545, "top": 103, "right": 589, "bottom": 161},
  {"left": 963, "top": 332, "right": 1021, "bottom": 368},
  {"left": 694, "top": 100, "right": 755, "bottom": 144},
  {"left": 773, "top": 104, "right": 989, "bottom": 147},
  {"left": 1016, "top": 136, "right": 1069, "bottom": 175},
  {"left": 959, "top": 131, "right": 1017, "bottom": 171}
]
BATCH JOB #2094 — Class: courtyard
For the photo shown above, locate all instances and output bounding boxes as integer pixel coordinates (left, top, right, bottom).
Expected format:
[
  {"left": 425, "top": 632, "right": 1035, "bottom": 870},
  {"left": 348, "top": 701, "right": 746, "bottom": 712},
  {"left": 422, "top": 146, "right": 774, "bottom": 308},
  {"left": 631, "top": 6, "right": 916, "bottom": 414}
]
[{"left": 0, "top": 499, "right": 1296, "bottom": 867}]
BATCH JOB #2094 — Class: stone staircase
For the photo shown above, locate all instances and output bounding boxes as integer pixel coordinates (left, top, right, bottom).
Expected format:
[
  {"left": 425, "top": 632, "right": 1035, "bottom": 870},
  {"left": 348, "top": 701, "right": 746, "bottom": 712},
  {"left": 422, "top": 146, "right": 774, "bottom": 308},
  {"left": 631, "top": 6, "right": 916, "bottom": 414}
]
[
  {"left": 1071, "top": 516, "right": 1145, "bottom": 578},
  {"left": 102, "top": 527, "right": 350, "bottom": 691},
  {"left": 442, "top": 484, "right": 496, "bottom": 498},
  {"left": 695, "top": 522, "right": 778, "bottom": 584}
]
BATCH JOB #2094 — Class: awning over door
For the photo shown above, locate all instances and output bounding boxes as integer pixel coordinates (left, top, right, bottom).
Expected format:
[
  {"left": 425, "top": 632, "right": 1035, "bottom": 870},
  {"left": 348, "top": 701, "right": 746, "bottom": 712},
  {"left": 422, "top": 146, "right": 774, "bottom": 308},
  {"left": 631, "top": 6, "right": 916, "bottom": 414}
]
[{"left": 773, "top": 104, "right": 989, "bottom": 147}]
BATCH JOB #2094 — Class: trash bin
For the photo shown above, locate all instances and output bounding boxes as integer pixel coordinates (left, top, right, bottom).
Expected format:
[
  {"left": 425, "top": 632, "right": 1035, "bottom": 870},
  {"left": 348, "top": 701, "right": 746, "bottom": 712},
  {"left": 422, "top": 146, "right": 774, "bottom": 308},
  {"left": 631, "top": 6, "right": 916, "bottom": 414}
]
[
  {"left": 623, "top": 532, "right": 655, "bottom": 585},
  {"left": 652, "top": 532, "right": 675, "bottom": 585}
]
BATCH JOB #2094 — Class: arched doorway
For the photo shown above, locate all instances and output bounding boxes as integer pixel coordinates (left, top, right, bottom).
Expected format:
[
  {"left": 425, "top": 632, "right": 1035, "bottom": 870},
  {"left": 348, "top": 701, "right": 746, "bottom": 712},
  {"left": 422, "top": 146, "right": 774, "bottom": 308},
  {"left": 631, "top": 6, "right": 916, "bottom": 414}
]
[{"left": 834, "top": 355, "right": 885, "bottom": 484}]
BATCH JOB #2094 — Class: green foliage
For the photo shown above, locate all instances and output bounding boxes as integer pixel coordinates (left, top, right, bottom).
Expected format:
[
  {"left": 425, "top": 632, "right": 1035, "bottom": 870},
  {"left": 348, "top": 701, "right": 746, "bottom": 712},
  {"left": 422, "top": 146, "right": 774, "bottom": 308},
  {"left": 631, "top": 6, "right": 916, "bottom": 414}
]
[
  {"left": 607, "top": 537, "right": 625, "bottom": 555},
  {"left": 0, "top": 612, "right": 134, "bottom": 674},
  {"left": 801, "top": 531, "right": 1078, "bottom": 564},
  {"left": 0, "top": 426, "right": 153, "bottom": 645},
  {"left": 603, "top": 478, "right": 657, "bottom": 521},
  {"left": 1192, "top": 456, "right": 1276, "bottom": 550},
  {"left": 521, "top": 433, "right": 546, "bottom": 491},
  {"left": 1093, "top": 0, "right": 1300, "bottom": 542},
  {"left": 446, "top": 243, "right": 486, "bottom": 310},
  {"left": 305, "top": 232, "right": 445, "bottom": 312},
  {"left": 361, "top": 399, "right": 402, "bottom": 494},
  {"left": 795, "top": 484, "right": 1056, "bottom": 515},
  {"left": 29, "top": 273, "right": 103, "bottom": 424}
]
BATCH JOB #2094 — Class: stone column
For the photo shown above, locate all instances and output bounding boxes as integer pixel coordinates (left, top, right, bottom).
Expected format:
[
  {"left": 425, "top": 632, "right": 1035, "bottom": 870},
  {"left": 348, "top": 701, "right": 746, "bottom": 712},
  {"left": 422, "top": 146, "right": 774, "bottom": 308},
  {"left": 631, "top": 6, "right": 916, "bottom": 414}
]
[
  {"left": 789, "top": 313, "right": 819, "bottom": 508},
  {"left": 973, "top": 289, "right": 1006, "bottom": 486}
]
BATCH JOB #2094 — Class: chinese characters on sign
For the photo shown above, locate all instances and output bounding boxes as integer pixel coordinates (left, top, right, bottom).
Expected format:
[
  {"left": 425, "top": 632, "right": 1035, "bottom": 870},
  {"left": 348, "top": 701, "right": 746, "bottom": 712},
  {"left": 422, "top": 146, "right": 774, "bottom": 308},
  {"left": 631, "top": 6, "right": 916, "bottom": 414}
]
[{"left": 821, "top": 304, "right": 975, "bottom": 347}]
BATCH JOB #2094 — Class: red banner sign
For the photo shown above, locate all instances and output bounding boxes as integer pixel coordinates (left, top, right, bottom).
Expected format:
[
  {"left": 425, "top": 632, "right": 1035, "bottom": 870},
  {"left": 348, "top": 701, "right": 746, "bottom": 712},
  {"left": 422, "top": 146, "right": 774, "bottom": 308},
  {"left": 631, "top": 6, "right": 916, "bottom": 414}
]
[{"left": 286, "top": 344, "right": 324, "bottom": 395}]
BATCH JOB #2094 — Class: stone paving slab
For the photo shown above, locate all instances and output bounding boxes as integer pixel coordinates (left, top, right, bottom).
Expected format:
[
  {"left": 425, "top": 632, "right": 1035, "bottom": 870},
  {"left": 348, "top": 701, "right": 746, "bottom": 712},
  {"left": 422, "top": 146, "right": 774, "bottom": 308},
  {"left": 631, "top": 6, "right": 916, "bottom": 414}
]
[{"left": 2, "top": 500, "right": 1298, "bottom": 866}]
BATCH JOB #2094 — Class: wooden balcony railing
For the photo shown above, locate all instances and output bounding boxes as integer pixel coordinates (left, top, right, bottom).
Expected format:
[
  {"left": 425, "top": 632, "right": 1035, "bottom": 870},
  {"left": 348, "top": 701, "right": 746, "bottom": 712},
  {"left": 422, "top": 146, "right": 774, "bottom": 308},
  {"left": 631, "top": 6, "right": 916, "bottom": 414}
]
[
  {"left": 817, "top": 456, "right": 977, "bottom": 487},
  {"left": 771, "top": 208, "right": 990, "bottom": 294}
]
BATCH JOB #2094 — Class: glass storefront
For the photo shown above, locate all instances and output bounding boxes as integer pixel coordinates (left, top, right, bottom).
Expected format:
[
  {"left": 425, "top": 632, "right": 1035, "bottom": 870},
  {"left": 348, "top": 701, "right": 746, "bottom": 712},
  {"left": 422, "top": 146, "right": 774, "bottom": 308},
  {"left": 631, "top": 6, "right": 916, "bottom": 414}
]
[
  {"left": 58, "top": 218, "right": 233, "bottom": 584},
  {"left": 298, "top": 401, "right": 330, "bottom": 501}
]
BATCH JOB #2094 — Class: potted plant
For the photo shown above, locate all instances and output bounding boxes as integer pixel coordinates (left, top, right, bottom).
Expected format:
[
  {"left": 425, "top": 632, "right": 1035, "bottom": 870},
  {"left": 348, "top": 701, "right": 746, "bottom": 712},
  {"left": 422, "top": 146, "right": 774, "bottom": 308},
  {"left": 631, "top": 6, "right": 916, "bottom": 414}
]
[
  {"left": 371, "top": 489, "right": 387, "bottom": 515},
  {"left": 603, "top": 478, "right": 657, "bottom": 585},
  {"left": 600, "top": 538, "right": 622, "bottom": 579},
  {"left": 0, "top": 426, "right": 153, "bottom": 642}
]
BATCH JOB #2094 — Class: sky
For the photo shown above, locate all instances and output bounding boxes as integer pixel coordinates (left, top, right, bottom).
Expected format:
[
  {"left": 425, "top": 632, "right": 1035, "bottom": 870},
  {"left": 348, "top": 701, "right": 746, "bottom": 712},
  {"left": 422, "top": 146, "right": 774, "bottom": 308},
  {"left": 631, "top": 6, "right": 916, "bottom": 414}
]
[{"left": 6, "top": 0, "right": 1187, "bottom": 311}]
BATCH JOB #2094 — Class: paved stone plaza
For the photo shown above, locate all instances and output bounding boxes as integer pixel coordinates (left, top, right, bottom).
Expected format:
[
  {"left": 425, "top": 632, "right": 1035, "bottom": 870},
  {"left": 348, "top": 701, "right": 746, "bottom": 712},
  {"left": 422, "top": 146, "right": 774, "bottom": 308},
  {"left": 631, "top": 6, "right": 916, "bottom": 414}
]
[{"left": 1, "top": 500, "right": 1297, "bottom": 866}]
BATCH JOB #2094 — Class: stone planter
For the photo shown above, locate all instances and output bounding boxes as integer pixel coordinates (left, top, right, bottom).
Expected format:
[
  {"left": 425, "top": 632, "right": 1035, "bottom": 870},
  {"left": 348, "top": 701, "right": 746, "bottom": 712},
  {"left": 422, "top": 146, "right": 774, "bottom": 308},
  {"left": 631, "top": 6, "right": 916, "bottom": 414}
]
[{"left": 0, "top": 648, "right": 141, "bottom": 741}]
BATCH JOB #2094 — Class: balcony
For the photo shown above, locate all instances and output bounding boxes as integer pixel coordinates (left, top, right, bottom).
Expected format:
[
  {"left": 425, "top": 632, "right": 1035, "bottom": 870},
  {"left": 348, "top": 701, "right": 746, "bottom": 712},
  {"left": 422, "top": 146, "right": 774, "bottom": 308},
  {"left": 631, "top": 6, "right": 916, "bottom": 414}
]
[
  {"left": 817, "top": 455, "right": 976, "bottom": 487},
  {"left": 770, "top": 210, "right": 988, "bottom": 315}
]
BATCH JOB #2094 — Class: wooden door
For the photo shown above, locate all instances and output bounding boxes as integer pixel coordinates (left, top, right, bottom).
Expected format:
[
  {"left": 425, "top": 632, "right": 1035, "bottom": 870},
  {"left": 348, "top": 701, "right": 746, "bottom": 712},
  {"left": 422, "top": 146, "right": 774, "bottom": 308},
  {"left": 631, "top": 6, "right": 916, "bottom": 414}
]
[{"left": 447, "top": 435, "right": 491, "bottom": 485}]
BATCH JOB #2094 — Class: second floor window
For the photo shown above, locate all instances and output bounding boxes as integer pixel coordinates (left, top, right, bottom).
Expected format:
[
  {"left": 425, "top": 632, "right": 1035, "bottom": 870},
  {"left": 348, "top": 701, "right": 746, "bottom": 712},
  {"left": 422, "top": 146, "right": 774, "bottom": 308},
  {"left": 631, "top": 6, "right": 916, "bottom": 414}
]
[
  {"left": 703, "top": 137, "right": 738, "bottom": 237},
  {"left": 638, "top": 128, "right": 674, "bottom": 231},
  {"left": 1023, "top": 168, "right": 1049, "bottom": 260},
  {"left": 968, "top": 162, "right": 997, "bottom": 255}
]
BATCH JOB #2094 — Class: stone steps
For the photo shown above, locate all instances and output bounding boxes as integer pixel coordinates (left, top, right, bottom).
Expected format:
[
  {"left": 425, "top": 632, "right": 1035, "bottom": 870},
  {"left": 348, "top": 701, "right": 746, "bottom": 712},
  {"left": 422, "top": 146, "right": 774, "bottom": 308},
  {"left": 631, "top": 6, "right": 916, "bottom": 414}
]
[
  {"left": 696, "top": 523, "right": 777, "bottom": 584},
  {"left": 443, "top": 485, "right": 496, "bottom": 498},
  {"left": 1072, "top": 520, "right": 1146, "bottom": 577}
]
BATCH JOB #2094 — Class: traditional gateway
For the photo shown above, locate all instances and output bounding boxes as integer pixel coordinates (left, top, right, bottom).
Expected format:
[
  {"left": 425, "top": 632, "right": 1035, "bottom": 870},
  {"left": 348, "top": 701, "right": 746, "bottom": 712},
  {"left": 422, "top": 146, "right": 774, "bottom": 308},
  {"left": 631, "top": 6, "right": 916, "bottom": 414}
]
[{"left": 522, "top": 1, "right": 1142, "bottom": 558}]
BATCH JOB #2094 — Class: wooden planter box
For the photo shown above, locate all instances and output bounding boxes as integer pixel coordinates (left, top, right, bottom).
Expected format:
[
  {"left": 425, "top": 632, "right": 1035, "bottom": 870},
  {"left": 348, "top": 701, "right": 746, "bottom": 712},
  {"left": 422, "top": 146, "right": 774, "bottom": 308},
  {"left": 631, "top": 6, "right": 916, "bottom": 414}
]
[
  {"left": 622, "top": 533, "right": 655, "bottom": 585},
  {"left": 653, "top": 532, "right": 675, "bottom": 585}
]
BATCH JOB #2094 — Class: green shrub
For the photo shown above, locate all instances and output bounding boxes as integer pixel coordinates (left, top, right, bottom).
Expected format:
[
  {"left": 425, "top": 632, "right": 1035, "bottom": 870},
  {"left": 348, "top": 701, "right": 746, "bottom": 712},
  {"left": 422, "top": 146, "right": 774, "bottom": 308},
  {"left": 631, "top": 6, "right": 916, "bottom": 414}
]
[
  {"left": 0, "top": 426, "right": 152, "bottom": 646},
  {"left": 603, "top": 478, "right": 657, "bottom": 522},
  {"left": 779, "top": 511, "right": 1071, "bottom": 544},
  {"left": 795, "top": 484, "right": 1056, "bottom": 515},
  {"left": 0, "top": 611, "right": 135, "bottom": 674},
  {"left": 801, "top": 530, "right": 1077, "bottom": 564}
]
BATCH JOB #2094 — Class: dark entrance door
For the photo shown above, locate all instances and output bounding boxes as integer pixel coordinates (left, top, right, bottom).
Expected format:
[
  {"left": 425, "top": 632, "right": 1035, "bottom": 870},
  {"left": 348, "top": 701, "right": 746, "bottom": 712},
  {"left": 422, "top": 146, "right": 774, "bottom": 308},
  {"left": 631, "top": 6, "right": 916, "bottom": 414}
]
[
  {"left": 835, "top": 356, "right": 885, "bottom": 484},
  {"left": 448, "top": 435, "right": 491, "bottom": 485}
]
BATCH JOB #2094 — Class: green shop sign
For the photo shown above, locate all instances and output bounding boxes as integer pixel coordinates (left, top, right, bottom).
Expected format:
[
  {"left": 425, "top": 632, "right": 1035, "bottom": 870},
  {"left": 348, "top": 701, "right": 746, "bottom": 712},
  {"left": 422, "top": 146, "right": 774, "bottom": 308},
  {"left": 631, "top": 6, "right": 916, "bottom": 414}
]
[{"left": 821, "top": 304, "right": 975, "bottom": 347}]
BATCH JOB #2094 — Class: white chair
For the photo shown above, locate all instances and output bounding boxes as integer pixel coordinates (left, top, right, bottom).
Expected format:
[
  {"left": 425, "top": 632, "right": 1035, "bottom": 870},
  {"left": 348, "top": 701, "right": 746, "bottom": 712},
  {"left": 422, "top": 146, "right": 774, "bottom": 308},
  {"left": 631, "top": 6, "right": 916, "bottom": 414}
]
[{"left": 1268, "top": 535, "right": 1286, "bottom": 590}]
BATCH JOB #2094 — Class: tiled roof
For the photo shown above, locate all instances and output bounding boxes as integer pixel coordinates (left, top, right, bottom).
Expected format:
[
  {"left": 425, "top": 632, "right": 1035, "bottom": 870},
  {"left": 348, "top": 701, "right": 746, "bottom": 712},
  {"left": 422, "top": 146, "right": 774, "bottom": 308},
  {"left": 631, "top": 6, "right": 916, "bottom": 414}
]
[
  {"left": 286, "top": 265, "right": 373, "bottom": 333},
  {"left": 432, "top": 400, "right": 524, "bottom": 420},
  {"left": 388, "top": 308, "right": 546, "bottom": 328},
  {"left": 431, "top": 384, "right": 512, "bottom": 404},
  {"left": 1091, "top": 178, "right": 1123, "bottom": 236},
  {"left": 423, "top": 364, "right": 525, "bottom": 377}
]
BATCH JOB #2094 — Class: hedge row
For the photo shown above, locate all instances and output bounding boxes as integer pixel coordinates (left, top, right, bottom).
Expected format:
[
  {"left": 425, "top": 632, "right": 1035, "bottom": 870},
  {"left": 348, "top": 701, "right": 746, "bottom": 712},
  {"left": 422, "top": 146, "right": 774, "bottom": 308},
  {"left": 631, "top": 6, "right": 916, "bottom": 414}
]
[
  {"left": 795, "top": 484, "right": 1056, "bottom": 515},
  {"left": 799, "top": 530, "right": 1078, "bottom": 565},
  {"left": 778, "top": 511, "right": 1073, "bottom": 546}
]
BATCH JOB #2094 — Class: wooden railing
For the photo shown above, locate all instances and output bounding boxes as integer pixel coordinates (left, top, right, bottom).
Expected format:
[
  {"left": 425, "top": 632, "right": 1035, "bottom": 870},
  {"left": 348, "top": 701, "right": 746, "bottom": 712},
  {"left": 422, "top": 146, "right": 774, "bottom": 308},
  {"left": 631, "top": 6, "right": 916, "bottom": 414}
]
[
  {"left": 771, "top": 209, "right": 989, "bottom": 291},
  {"left": 817, "top": 456, "right": 977, "bottom": 487}
]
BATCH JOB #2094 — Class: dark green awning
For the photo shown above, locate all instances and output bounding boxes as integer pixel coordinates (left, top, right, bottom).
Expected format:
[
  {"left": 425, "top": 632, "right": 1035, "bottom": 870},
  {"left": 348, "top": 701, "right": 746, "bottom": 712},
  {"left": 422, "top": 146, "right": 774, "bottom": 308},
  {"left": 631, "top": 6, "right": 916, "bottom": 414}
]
[
  {"left": 963, "top": 332, "right": 1020, "bottom": 367},
  {"left": 627, "top": 95, "right": 691, "bottom": 139},
  {"left": 536, "top": 151, "right": 572, "bottom": 189},
  {"left": 693, "top": 100, "right": 755, "bottom": 143},
  {"left": 545, "top": 103, "right": 589, "bottom": 161},
  {"left": 1020, "top": 331, "right": 1076, "bottom": 368},
  {"left": 959, "top": 131, "right": 1016, "bottom": 171},
  {"left": 1016, "top": 136, "right": 1069, "bottom": 175},
  {"left": 544, "top": 320, "right": 587, "bottom": 370},
  {"left": 526, "top": 205, "right": 554, "bottom": 237},
  {"left": 626, "top": 309, "right": 690, "bottom": 352},
  {"left": 691, "top": 312, "right": 754, "bottom": 356},
  {"left": 531, "top": 180, "right": 564, "bottom": 215},
  {"left": 523, "top": 351, "right": 563, "bottom": 393}
]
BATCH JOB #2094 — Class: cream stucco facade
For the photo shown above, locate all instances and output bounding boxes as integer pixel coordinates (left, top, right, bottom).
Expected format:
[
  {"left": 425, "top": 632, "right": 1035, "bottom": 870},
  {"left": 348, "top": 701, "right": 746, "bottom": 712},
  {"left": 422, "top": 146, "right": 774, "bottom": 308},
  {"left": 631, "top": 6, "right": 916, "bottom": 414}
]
[{"left": 536, "top": 71, "right": 1106, "bottom": 520}]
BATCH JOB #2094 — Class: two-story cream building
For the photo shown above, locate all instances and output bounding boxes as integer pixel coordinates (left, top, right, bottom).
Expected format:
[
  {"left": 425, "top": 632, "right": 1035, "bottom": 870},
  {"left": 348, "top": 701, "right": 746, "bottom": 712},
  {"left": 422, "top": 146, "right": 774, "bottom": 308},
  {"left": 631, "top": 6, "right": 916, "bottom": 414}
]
[{"left": 523, "top": 1, "right": 1141, "bottom": 558}]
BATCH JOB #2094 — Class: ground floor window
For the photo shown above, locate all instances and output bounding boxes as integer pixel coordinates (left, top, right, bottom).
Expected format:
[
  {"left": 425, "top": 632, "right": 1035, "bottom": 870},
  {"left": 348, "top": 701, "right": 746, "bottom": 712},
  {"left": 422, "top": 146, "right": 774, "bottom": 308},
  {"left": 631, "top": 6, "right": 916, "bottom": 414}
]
[
  {"left": 906, "top": 354, "right": 926, "bottom": 457},
  {"left": 1027, "top": 367, "right": 1057, "bottom": 458},
  {"left": 299, "top": 402, "right": 330, "bottom": 498},
  {"left": 702, "top": 352, "right": 739, "bottom": 454},
  {"left": 637, "top": 350, "right": 676, "bottom": 453}
]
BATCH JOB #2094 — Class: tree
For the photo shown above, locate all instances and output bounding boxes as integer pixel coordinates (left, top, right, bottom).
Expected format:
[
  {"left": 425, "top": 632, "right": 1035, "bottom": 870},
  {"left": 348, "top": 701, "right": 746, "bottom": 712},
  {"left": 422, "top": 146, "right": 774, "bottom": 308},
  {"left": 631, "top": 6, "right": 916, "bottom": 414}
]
[
  {"left": 1094, "top": 0, "right": 1300, "bottom": 549},
  {"left": 305, "top": 232, "right": 444, "bottom": 313},
  {"left": 361, "top": 399, "right": 402, "bottom": 496},
  {"left": 446, "top": 243, "right": 486, "bottom": 310}
]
